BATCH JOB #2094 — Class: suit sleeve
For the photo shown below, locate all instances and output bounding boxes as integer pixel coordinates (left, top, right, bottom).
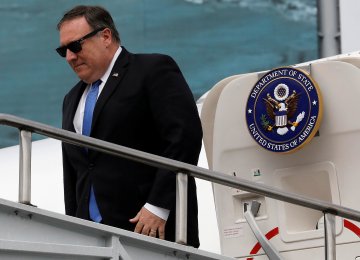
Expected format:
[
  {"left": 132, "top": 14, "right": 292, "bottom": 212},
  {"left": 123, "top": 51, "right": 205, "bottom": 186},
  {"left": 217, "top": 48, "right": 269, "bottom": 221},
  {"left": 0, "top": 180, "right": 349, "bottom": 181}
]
[
  {"left": 144, "top": 55, "right": 202, "bottom": 210},
  {"left": 62, "top": 95, "right": 77, "bottom": 216}
]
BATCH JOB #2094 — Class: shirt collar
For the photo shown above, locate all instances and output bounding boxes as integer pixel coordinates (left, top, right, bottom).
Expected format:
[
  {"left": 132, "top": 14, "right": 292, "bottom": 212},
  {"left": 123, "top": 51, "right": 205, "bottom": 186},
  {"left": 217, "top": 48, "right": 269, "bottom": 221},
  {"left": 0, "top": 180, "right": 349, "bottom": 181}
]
[{"left": 99, "top": 46, "right": 122, "bottom": 84}]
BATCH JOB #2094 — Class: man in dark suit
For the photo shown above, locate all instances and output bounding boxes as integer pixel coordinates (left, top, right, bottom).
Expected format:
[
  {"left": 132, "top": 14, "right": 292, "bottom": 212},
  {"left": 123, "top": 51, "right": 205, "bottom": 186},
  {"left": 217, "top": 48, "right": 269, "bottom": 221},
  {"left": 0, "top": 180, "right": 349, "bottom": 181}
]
[{"left": 57, "top": 5, "right": 202, "bottom": 247}]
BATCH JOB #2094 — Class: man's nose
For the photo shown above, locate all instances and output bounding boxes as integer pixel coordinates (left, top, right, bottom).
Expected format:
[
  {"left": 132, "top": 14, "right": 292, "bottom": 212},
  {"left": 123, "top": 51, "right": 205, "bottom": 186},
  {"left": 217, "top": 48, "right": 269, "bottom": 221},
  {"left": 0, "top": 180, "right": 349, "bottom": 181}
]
[{"left": 66, "top": 49, "right": 77, "bottom": 61}]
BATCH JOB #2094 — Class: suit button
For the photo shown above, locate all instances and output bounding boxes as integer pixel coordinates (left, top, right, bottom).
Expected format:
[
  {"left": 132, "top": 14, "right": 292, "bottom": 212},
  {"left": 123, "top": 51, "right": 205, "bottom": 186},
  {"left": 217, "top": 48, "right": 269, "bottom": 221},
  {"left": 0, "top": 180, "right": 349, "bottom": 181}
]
[{"left": 89, "top": 163, "right": 94, "bottom": 170}]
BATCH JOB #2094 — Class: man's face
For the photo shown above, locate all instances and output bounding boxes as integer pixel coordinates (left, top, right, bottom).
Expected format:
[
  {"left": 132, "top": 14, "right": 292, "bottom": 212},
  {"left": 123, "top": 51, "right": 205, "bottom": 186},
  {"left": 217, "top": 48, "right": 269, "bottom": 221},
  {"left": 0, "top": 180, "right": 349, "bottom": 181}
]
[{"left": 59, "top": 17, "right": 108, "bottom": 83}]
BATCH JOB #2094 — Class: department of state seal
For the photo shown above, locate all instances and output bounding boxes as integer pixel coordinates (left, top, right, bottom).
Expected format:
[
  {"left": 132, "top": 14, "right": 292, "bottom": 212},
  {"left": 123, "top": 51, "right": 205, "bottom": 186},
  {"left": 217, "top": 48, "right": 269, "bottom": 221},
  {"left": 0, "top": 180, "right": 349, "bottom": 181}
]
[{"left": 246, "top": 67, "right": 322, "bottom": 153}]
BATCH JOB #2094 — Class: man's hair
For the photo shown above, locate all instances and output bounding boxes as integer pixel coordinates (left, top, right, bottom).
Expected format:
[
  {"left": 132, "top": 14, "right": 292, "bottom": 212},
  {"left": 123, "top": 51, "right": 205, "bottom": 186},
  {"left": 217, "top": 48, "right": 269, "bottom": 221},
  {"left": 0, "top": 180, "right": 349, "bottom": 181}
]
[{"left": 57, "top": 5, "right": 120, "bottom": 43}]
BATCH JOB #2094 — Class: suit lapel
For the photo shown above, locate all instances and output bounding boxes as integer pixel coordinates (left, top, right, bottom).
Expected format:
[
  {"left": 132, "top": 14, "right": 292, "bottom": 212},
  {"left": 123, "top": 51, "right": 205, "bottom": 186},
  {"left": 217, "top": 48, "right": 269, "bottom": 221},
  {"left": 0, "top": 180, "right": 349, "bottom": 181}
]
[
  {"left": 91, "top": 48, "right": 130, "bottom": 132},
  {"left": 64, "top": 81, "right": 87, "bottom": 132},
  {"left": 62, "top": 81, "right": 88, "bottom": 157}
]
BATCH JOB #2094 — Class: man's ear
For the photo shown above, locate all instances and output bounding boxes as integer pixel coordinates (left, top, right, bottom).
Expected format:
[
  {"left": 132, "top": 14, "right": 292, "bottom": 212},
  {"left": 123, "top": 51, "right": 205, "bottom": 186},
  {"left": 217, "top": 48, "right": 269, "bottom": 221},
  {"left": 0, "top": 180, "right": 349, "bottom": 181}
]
[{"left": 101, "top": 28, "right": 113, "bottom": 46}]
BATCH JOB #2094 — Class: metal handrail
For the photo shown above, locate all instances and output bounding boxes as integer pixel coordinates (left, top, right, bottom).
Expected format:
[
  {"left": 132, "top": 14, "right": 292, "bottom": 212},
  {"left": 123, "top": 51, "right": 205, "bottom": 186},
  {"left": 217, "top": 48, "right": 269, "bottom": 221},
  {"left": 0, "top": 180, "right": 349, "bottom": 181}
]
[{"left": 0, "top": 113, "right": 359, "bottom": 258}]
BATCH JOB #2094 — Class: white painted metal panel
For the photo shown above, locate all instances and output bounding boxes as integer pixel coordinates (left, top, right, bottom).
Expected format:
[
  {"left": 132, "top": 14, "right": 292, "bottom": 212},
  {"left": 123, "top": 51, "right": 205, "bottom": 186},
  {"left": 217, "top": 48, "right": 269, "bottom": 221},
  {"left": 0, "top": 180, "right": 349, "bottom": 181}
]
[{"left": 340, "top": 0, "right": 360, "bottom": 53}]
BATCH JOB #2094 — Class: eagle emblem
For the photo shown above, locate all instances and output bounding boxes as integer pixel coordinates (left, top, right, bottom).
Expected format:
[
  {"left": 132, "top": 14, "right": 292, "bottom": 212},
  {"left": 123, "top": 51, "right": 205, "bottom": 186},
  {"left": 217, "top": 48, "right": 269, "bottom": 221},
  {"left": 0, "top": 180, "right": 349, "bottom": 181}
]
[
  {"left": 262, "top": 83, "right": 305, "bottom": 136},
  {"left": 246, "top": 67, "right": 323, "bottom": 153}
]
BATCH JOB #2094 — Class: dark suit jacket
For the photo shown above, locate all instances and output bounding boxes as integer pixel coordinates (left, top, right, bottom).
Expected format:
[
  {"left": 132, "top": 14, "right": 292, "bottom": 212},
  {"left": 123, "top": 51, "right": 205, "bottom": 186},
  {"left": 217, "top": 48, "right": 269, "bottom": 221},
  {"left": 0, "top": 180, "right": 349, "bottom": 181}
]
[{"left": 62, "top": 47, "right": 202, "bottom": 247}]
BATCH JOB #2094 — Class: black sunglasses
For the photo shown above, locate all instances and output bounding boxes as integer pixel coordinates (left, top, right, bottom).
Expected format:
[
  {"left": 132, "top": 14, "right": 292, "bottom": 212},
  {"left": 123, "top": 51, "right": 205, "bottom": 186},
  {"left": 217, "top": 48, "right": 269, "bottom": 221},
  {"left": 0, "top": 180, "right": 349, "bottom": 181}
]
[{"left": 56, "top": 27, "right": 105, "bottom": 58}]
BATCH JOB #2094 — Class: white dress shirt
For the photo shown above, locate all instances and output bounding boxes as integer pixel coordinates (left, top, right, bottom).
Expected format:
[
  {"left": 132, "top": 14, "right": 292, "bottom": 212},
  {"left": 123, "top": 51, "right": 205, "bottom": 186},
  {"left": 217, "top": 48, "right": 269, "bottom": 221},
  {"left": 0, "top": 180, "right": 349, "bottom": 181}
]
[{"left": 72, "top": 46, "right": 170, "bottom": 221}]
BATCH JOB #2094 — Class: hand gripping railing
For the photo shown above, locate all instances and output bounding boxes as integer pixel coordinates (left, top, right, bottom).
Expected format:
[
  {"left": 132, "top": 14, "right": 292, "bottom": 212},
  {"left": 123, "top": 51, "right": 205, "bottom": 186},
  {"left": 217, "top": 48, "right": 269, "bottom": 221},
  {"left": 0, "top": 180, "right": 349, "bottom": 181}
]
[{"left": 1, "top": 113, "right": 360, "bottom": 259}]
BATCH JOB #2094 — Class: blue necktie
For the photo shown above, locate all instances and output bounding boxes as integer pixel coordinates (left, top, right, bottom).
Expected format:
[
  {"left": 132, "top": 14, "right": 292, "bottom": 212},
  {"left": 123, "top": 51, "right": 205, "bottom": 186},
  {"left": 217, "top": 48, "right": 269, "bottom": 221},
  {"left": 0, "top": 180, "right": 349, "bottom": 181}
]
[{"left": 82, "top": 80, "right": 102, "bottom": 223}]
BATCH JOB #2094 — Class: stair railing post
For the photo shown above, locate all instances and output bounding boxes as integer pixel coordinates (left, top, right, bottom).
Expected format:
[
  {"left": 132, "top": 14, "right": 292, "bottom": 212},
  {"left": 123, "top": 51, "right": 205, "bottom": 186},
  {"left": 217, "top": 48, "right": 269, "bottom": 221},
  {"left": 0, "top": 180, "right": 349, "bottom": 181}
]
[
  {"left": 175, "top": 172, "right": 188, "bottom": 245},
  {"left": 324, "top": 212, "right": 336, "bottom": 260},
  {"left": 19, "top": 129, "right": 32, "bottom": 205}
]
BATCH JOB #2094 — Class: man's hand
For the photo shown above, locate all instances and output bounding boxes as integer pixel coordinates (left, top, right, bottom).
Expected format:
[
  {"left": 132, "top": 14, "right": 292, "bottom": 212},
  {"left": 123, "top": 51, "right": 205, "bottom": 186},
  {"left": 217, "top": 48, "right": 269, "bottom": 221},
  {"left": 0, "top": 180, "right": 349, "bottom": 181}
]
[{"left": 129, "top": 207, "right": 166, "bottom": 239}]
